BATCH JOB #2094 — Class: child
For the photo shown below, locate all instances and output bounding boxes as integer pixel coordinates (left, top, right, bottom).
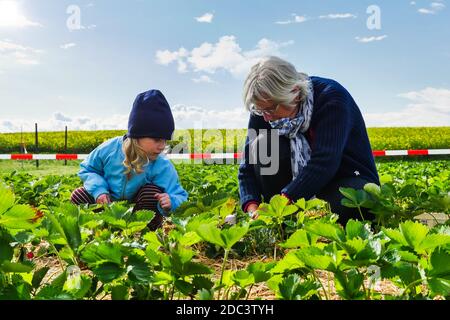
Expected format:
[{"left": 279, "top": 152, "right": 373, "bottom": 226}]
[{"left": 70, "top": 89, "right": 188, "bottom": 230}]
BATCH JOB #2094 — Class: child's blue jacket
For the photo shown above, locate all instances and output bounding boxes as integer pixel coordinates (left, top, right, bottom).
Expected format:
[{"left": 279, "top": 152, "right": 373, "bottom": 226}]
[{"left": 78, "top": 136, "right": 188, "bottom": 215}]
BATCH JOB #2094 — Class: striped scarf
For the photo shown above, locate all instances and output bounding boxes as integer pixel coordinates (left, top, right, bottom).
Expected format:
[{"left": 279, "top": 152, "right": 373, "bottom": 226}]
[{"left": 269, "top": 80, "right": 314, "bottom": 180}]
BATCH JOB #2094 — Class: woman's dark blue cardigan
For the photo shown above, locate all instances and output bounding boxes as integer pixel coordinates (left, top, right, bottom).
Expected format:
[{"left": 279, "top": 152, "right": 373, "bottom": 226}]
[{"left": 238, "top": 76, "right": 380, "bottom": 210}]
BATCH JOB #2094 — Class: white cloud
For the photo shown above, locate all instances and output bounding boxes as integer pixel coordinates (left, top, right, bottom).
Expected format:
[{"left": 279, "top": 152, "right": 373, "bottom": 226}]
[
  {"left": 60, "top": 43, "right": 76, "bottom": 50},
  {"left": 0, "top": 1, "right": 42, "bottom": 28},
  {"left": 172, "top": 105, "right": 249, "bottom": 129},
  {"left": 410, "top": 1, "right": 416, "bottom": 5},
  {"left": 0, "top": 106, "right": 251, "bottom": 133},
  {"left": 319, "top": 13, "right": 357, "bottom": 19},
  {"left": 418, "top": 1, "right": 445, "bottom": 14},
  {"left": 195, "top": 12, "right": 214, "bottom": 23},
  {"left": 156, "top": 47, "right": 189, "bottom": 73},
  {"left": 192, "top": 75, "right": 216, "bottom": 83},
  {"left": 156, "top": 36, "right": 294, "bottom": 78},
  {"left": 54, "top": 112, "right": 72, "bottom": 122},
  {"left": 0, "top": 39, "right": 43, "bottom": 66},
  {"left": 0, "top": 113, "right": 129, "bottom": 133},
  {"left": 355, "top": 35, "right": 388, "bottom": 43},
  {"left": 364, "top": 87, "right": 450, "bottom": 126},
  {"left": 275, "top": 14, "right": 308, "bottom": 25}
]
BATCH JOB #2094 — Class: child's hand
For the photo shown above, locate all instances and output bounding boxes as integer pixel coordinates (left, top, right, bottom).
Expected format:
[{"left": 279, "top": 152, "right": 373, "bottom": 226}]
[
  {"left": 154, "top": 193, "right": 171, "bottom": 212},
  {"left": 96, "top": 193, "right": 111, "bottom": 204}
]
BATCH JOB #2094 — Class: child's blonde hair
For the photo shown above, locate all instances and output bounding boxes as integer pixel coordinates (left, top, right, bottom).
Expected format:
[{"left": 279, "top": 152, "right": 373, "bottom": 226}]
[{"left": 122, "top": 138, "right": 149, "bottom": 178}]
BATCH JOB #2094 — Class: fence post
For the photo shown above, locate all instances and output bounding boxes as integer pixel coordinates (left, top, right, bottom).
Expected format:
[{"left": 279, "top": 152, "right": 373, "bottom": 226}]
[
  {"left": 64, "top": 126, "right": 68, "bottom": 166},
  {"left": 35, "top": 123, "right": 39, "bottom": 168}
]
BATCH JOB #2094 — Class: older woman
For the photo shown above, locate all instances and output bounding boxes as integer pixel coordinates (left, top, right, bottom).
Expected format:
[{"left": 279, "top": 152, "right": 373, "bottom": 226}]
[{"left": 238, "top": 56, "right": 380, "bottom": 225}]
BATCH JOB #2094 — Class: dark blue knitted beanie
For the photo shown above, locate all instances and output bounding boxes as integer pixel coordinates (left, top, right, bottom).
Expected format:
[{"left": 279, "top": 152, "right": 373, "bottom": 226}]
[{"left": 127, "top": 90, "right": 175, "bottom": 140}]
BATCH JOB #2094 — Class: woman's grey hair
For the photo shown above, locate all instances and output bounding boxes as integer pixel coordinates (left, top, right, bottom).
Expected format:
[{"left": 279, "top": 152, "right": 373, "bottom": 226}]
[{"left": 243, "top": 56, "right": 311, "bottom": 111}]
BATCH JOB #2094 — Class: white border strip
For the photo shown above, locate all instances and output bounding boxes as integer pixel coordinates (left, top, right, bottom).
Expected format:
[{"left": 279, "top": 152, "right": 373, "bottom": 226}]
[
  {"left": 428, "top": 149, "right": 450, "bottom": 155},
  {"left": 385, "top": 150, "right": 408, "bottom": 156}
]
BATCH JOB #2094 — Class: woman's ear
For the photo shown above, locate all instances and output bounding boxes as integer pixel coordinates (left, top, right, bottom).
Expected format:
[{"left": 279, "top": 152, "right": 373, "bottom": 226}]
[
  {"left": 291, "top": 86, "right": 302, "bottom": 103},
  {"left": 290, "top": 85, "right": 301, "bottom": 93}
]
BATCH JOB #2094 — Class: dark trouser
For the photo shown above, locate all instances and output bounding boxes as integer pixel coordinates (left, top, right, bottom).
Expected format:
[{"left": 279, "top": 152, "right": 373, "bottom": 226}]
[
  {"left": 70, "top": 184, "right": 164, "bottom": 231},
  {"left": 253, "top": 136, "right": 374, "bottom": 225}
]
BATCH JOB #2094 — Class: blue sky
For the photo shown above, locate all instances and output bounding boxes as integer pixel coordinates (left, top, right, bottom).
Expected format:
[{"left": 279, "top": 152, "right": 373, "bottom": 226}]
[{"left": 0, "top": 0, "right": 449, "bottom": 132}]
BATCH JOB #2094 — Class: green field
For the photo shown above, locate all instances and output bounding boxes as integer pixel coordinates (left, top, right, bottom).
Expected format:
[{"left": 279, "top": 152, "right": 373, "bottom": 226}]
[{"left": 1, "top": 127, "right": 449, "bottom": 154}]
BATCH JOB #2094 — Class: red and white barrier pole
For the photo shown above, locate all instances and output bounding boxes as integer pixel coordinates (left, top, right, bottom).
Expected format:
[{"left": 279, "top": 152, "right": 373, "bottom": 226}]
[{"left": 0, "top": 149, "right": 449, "bottom": 161}]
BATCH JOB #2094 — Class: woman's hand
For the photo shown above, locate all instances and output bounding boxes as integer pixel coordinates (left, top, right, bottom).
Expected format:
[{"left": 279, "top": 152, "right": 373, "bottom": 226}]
[
  {"left": 155, "top": 193, "right": 172, "bottom": 212},
  {"left": 246, "top": 203, "right": 260, "bottom": 220},
  {"left": 96, "top": 193, "right": 111, "bottom": 204}
]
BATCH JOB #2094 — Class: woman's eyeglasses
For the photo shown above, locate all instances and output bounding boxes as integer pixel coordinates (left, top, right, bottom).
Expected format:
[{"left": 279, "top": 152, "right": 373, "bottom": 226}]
[{"left": 250, "top": 102, "right": 280, "bottom": 116}]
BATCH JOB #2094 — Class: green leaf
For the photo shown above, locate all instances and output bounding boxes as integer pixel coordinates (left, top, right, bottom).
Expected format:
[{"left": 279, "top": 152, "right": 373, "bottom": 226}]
[
  {"left": 178, "top": 231, "right": 202, "bottom": 247},
  {"left": 218, "top": 198, "right": 237, "bottom": 220},
  {"left": 280, "top": 229, "right": 311, "bottom": 249},
  {"left": 345, "top": 220, "right": 370, "bottom": 240},
  {"left": 145, "top": 248, "right": 162, "bottom": 265},
  {"left": 305, "top": 221, "right": 345, "bottom": 243},
  {"left": 185, "top": 213, "right": 217, "bottom": 233},
  {"left": 364, "top": 183, "right": 381, "bottom": 198},
  {"left": 0, "top": 186, "right": 15, "bottom": 214},
  {"left": 295, "top": 247, "right": 336, "bottom": 272},
  {"left": 0, "top": 230, "right": 14, "bottom": 262},
  {"left": 417, "top": 234, "right": 450, "bottom": 253},
  {"left": 339, "top": 187, "right": 358, "bottom": 202},
  {"left": 334, "top": 270, "right": 365, "bottom": 300},
  {"left": 397, "top": 251, "right": 419, "bottom": 263},
  {"left": 134, "top": 210, "right": 155, "bottom": 223},
  {"left": 382, "top": 228, "right": 408, "bottom": 246},
  {"left": 381, "top": 261, "right": 421, "bottom": 285},
  {"left": 0, "top": 261, "right": 33, "bottom": 273},
  {"left": 32, "top": 267, "right": 50, "bottom": 289},
  {"left": 125, "top": 222, "right": 148, "bottom": 234},
  {"left": 152, "top": 271, "right": 174, "bottom": 285},
  {"left": 305, "top": 199, "right": 326, "bottom": 211},
  {"left": 0, "top": 283, "right": 31, "bottom": 300},
  {"left": 192, "top": 276, "right": 214, "bottom": 291},
  {"left": 220, "top": 224, "right": 249, "bottom": 249},
  {"left": 247, "top": 262, "right": 273, "bottom": 283},
  {"left": 427, "top": 278, "right": 450, "bottom": 297},
  {"left": 265, "top": 195, "right": 298, "bottom": 218},
  {"left": 127, "top": 256, "right": 153, "bottom": 283},
  {"left": 93, "top": 263, "right": 125, "bottom": 283},
  {"left": 182, "top": 262, "right": 212, "bottom": 276},
  {"left": 428, "top": 249, "right": 450, "bottom": 278},
  {"left": 232, "top": 270, "right": 254, "bottom": 288},
  {"left": 271, "top": 250, "right": 304, "bottom": 274},
  {"left": 197, "top": 288, "right": 214, "bottom": 300},
  {"left": 196, "top": 223, "right": 225, "bottom": 248},
  {"left": 341, "top": 198, "right": 358, "bottom": 208},
  {"left": 57, "top": 208, "right": 82, "bottom": 252},
  {"left": 295, "top": 198, "right": 306, "bottom": 210},
  {"left": 143, "top": 232, "right": 162, "bottom": 251},
  {"left": 81, "top": 242, "right": 124, "bottom": 266},
  {"left": 399, "top": 221, "right": 429, "bottom": 251},
  {"left": 0, "top": 205, "right": 37, "bottom": 230},
  {"left": 342, "top": 237, "right": 367, "bottom": 256},
  {"left": 111, "top": 285, "right": 129, "bottom": 300},
  {"left": 175, "top": 279, "right": 194, "bottom": 296},
  {"left": 277, "top": 274, "right": 320, "bottom": 300}
]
